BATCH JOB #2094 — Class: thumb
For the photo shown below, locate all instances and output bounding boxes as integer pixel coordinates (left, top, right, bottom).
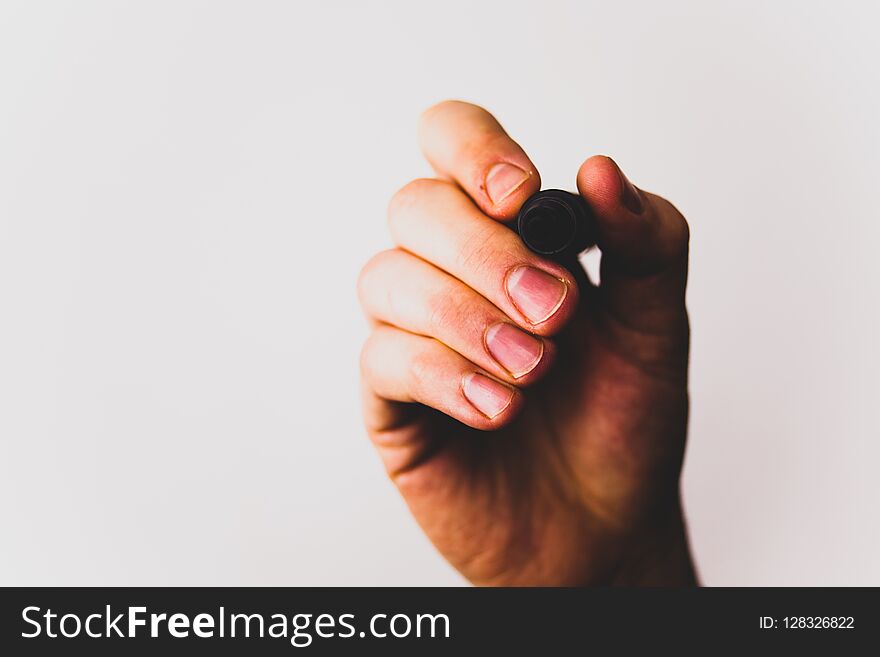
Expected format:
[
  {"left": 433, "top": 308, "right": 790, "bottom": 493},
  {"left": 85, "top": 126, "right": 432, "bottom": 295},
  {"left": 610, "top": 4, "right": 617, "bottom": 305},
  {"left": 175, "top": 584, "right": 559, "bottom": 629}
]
[{"left": 577, "top": 155, "right": 690, "bottom": 340}]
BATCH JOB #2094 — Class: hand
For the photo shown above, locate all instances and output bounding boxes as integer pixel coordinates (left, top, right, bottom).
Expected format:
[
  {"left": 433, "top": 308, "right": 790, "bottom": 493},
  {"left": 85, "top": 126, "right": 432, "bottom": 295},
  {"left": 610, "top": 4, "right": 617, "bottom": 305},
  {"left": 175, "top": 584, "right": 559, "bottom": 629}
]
[{"left": 358, "top": 101, "right": 696, "bottom": 586}]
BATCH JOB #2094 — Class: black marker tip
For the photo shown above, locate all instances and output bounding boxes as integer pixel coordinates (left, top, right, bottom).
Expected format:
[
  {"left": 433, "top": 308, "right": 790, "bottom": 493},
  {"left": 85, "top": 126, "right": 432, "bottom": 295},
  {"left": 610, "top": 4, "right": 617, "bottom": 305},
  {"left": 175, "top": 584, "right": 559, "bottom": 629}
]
[{"left": 515, "top": 189, "right": 594, "bottom": 261}]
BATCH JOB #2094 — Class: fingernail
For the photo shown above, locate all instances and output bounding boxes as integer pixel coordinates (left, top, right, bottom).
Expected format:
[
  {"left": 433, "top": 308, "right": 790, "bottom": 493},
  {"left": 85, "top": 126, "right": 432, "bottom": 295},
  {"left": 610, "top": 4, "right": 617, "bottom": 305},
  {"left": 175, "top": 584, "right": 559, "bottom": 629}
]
[
  {"left": 462, "top": 372, "right": 515, "bottom": 419},
  {"left": 485, "top": 162, "right": 529, "bottom": 205},
  {"left": 613, "top": 159, "right": 644, "bottom": 214},
  {"left": 505, "top": 266, "right": 567, "bottom": 325},
  {"left": 485, "top": 323, "right": 543, "bottom": 379}
]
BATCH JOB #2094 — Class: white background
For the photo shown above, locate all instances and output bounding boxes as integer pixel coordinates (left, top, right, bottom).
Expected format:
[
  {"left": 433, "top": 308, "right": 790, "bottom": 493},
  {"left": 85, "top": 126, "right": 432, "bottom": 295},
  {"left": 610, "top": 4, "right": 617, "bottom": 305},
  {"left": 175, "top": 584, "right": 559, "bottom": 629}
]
[{"left": 1, "top": 1, "right": 878, "bottom": 585}]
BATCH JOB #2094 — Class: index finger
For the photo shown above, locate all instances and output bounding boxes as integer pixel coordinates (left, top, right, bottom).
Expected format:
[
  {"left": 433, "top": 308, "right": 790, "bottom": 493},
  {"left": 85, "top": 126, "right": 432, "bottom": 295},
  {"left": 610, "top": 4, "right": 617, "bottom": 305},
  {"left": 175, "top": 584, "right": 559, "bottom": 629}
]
[{"left": 418, "top": 100, "right": 541, "bottom": 221}]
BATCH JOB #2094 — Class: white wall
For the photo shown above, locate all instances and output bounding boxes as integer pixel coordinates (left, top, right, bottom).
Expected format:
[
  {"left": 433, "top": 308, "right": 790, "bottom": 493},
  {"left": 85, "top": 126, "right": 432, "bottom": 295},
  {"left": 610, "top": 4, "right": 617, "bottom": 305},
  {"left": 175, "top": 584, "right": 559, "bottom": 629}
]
[{"left": 1, "top": 1, "right": 877, "bottom": 585}]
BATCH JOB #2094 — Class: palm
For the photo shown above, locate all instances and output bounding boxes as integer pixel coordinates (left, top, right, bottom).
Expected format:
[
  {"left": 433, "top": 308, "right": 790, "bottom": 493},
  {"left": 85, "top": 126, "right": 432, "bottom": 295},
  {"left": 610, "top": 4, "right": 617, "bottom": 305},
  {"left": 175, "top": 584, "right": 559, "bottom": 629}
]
[{"left": 386, "top": 276, "right": 690, "bottom": 585}]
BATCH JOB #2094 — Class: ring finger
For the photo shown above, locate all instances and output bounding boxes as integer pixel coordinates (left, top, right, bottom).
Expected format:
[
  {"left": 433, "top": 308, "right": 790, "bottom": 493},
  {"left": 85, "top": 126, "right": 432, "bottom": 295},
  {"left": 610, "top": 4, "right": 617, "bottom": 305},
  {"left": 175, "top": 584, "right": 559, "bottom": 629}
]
[{"left": 358, "top": 249, "right": 555, "bottom": 384}]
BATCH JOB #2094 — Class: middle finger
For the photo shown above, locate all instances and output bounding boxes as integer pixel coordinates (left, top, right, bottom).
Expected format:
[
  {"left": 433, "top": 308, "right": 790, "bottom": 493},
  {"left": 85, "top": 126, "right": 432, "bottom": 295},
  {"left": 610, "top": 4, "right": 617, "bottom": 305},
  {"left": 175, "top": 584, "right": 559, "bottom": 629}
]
[
  {"left": 387, "top": 178, "right": 579, "bottom": 335},
  {"left": 358, "top": 248, "right": 555, "bottom": 384}
]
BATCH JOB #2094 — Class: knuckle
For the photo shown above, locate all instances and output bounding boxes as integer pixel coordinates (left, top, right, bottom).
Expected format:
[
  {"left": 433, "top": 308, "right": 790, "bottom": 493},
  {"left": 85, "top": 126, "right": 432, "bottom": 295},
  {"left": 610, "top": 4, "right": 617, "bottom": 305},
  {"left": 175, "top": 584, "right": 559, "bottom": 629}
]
[
  {"left": 656, "top": 196, "right": 691, "bottom": 257},
  {"left": 387, "top": 178, "right": 461, "bottom": 241},
  {"left": 677, "top": 212, "right": 691, "bottom": 249},
  {"left": 355, "top": 258, "right": 375, "bottom": 303},
  {"left": 419, "top": 99, "right": 473, "bottom": 129},
  {"left": 458, "top": 224, "right": 516, "bottom": 274},
  {"left": 406, "top": 342, "right": 436, "bottom": 392},
  {"left": 387, "top": 178, "right": 441, "bottom": 233},
  {"left": 425, "top": 288, "right": 465, "bottom": 333},
  {"left": 359, "top": 334, "right": 378, "bottom": 380},
  {"left": 418, "top": 100, "right": 450, "bottom": 129},
  {"left": 356, "top": 249, "right": 395, "bottom": 305}
]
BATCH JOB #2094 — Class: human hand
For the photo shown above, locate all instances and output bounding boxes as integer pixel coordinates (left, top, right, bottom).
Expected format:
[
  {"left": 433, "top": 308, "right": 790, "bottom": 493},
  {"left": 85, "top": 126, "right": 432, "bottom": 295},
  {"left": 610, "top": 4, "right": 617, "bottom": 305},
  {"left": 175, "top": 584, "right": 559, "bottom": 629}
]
[{"left": 358, "top": 101, "right": 695, "bottom": 586}]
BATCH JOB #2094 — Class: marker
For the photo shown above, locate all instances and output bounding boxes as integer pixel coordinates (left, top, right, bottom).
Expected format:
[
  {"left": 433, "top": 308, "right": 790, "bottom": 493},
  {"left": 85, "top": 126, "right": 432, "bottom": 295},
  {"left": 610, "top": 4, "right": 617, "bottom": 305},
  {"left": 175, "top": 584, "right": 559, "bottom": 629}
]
[{"left": 515, "top": 189, "right": 595, "bottom": 261}]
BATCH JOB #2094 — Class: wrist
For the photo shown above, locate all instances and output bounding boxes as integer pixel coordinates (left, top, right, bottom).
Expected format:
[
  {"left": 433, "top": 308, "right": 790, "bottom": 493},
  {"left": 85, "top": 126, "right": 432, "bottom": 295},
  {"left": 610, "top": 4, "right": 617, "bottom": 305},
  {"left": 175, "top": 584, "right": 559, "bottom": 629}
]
[{"left": 609, "top": 500, "right": 698, "bottom": 587}]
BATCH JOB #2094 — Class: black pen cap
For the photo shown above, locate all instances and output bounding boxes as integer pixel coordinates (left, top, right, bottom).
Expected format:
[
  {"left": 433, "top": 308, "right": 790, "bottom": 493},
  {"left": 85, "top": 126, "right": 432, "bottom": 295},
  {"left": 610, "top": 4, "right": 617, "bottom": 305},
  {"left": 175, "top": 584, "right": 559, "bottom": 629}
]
[{"left": 515, "top": 189, "right": 595, "bottom": 260}]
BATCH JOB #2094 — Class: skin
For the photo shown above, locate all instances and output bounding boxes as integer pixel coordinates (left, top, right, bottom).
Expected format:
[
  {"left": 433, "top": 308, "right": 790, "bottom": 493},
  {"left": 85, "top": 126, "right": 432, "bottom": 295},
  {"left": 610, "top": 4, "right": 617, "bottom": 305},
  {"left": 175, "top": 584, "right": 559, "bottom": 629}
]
[{"left": 357, "top": 101, "right": 697, "bottom": 586}]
